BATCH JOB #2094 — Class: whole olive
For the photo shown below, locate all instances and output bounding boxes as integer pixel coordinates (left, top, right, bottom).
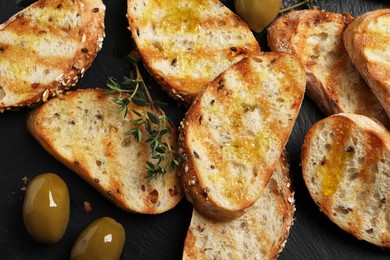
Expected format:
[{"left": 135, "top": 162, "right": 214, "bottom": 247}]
[
  {"left": 23, "top": 173, "right": 70, "bottom": 244},
  {"left": 234, "top": 0, "right": 282, "bottom": 32},
  {"left": 70, "top": 217, "right": 126, "bottom": 260}
]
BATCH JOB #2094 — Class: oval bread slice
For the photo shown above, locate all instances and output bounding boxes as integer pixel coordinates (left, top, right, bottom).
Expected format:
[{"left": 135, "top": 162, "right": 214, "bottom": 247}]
[
  {"left": 0, "top": 0, "right": 105, "bottom": 112},
  {"left": 180, "top": 53, "right": 306, "bottom": 220},
  {"left": 183, "top": 156, "right": 295, "bottom": 259},
  {"left": 301, "top": 113, "right": 390, "bottom": 247},
  {"left": 126, "top": 0, "right": 260, "bottom": 105},
  {"left": 343, "top": 9, "right": 390, "bottom": 119},
  {"left": 267, "top": 10, "right": 389, "bottom": 127},
  {"left": 27, "top": 89, "right": 183, "bottom": 214}
]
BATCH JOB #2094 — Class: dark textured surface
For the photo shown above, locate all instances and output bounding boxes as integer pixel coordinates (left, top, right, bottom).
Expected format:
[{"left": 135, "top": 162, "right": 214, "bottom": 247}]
[{"left": 0, "top": 0, "right": 389, "bottom": 259}]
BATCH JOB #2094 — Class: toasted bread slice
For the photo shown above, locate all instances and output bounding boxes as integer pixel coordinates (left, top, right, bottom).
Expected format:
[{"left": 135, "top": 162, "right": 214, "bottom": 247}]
[
  {"left": 343, "top": 9, "right": 390, "bottom": 119},
  {"left": 183, "top": 156, "right": 295, "bottom": 260},
  {"left": 301, "top": 113, "right": 390, "bottom": 247},
  {"left": 126, "top": 0, "right": 260, "bottom": 105},
  {"left": 180, "top": 53, "right": 306, "bottom": 220},
  {"left": 267, "top": 10, "right": 389, "bottom": 127},
  {"left": 27, "top": 89, "right": 183, "bottom": 214},
  {"left": 0, "top": 0, "right": 105, "bottom": 112}
]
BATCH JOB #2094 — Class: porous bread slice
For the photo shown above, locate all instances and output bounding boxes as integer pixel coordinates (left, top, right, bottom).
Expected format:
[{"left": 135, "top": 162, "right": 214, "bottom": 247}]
[
  {"left": 183, "top": 156, "right": 295, "bottom": 260},
  {"left": 301, "top": 113, "right": 390, "bottom": 247},
  {"left": 27, "top": 89, "right": 183, "bottom": 214},
  {"left": 126, "top": 0, "right": 260, "bottom": 105},
  {"left": 180, "top": 53, "right": 306, "bottom": 220},
  {"left": 0, "top": 0, "right": 105, "bottom": 112},
  {"left": 343, "top": 9, "right": 390, "bottom": 119},
  {"left": 267, "top": 10, "right": 389, "bottom": 127}
]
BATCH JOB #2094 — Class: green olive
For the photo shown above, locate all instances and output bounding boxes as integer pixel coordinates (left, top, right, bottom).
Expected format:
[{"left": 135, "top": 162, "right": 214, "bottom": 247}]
[
  {"left": 70, "top": 217, "right": 126, "bottom": 260},
  {"left": 23, "top": 173, "right": 70, "bottom": 244},
  {"left": 235, "top": 0, "right": 282, "bottom": 33}
]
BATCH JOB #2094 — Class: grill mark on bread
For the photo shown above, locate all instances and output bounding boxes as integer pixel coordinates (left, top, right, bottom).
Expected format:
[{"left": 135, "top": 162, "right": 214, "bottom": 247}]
[
  {"left": 127, "top": 0, "right": 260, "bottom": 104},
  {"left": 0, "top": 0, "right": 105, "bottom": 111},
  {"left": 344, "top": 9, "right": 390, "bottom": 119},
  {"left": 301, "top": 113, "right": 390, "bottom": 247},
  {"left": 181, "top": 53, "right": 305, "bottom": 220},
  {"left": 268, "top": 10, "right": 390, "bottom": 127},
  {"left": 27, "top": 89, "right": 183, "bottom": 214},
  {"left": 183, "top": 157, "right": 295, "bottom": 259}
]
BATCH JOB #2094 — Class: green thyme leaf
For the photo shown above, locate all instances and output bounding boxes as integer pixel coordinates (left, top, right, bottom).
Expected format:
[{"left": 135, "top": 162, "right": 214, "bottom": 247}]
[{"left": 105, "top": 53, "right": 185, "bottom": 181}]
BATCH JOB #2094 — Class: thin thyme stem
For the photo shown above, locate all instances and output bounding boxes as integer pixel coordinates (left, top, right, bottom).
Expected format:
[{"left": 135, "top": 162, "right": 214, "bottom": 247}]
[
  {"left": 106, "top": 53, "right": 183, "bottom": 181},
  {"left": 279, "top": 0, "right": 316, "bottom": 13}
]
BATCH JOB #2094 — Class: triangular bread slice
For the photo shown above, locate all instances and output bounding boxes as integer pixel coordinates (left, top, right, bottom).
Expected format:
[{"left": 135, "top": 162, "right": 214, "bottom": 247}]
[
  {"left": 180, "top": 53, "right": 306, "bottom": 220},
  {"left": 267, "top": 10, "right": 389, "bottom": 127},
  {"left": 183, "top": 155, "right": 295, "bottom": 259},
  {"left": 0, "top": 0, "right": 105, "bottom": 112},
  {"left": 126, "top": 0, "right": 260, "bottom": 105},
  {"left": 343, "top": 9, "right": 390, "bottom": 119},
  {"left": 27, "top": 89, "right": 183, "bottom": 214},
  {"left": 301, "top": 113, "right": 390, "bottom": 247}
]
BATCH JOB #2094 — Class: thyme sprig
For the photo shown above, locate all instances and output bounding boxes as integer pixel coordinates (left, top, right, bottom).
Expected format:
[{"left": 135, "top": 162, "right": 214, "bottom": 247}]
[
  {"left": 279, "top": 0, "right": 317, "bottom": 13},
  {"left": 105, "top": 54, "right": 184, "bottom": 181}
]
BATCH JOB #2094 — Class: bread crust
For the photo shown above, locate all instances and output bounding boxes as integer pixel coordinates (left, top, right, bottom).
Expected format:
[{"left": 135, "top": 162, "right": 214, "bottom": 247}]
[
  {"left": 0, "top": 0, "right": 105, "bottom": 112},
  {"left": 343, "top": 9, "right": 390, "bottom": 119},
  {"left": 301, "top": 113, "right": 390, "bottom": 247},
  {"left": 126, "top": 0, "right": 260, "bottom": 105},
  {"left": 27, "top": 89, "right": 183, "bottom": 214},
  {"left": 180, "top": 53, "right": 305, "bottom": 220},
  {"left": 182, "top": 155, "right": 295, "bottom": 259},
  {"left": 268, "top": 9, "right": 389, "bottom": 127}
]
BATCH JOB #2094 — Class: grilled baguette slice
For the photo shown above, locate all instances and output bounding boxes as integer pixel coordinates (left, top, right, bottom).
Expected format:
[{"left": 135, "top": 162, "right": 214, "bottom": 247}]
[
  {"left": 27, "top": 89, "right": 183, "bottom": 214},
  {"left": 301, "top": 113, "right": 390, "bottom": 247},
  {"left": 180, "top": 53, "right": 306, "bottom": 220},
  {"left": 344, "top": 9, "right": 390, "bottom": 119},
  {"left": 0, "top": 0, "right": 105, "bottom": 112},
  {"left": 267, "top": 10, "right": 389, "bottom": 127},
  {"left": 183, "top": 156, "right": 295, "bottom": 260},
  {"left": 126, "top": 0, "right": 260, "bottom": 105}
]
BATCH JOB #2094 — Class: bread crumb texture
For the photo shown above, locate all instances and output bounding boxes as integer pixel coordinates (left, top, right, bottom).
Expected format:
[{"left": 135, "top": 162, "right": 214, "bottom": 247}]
[
  {"left": 268, "top": 10, "right": 389, "bottom": 127},
  {"left": 183, "top": 159, "right": 295, "bottom": 259},
  {"left": 182, "top": 53, "right": 305, "bottom": 219},
  {"left": 0, "top": 0, "right": 105, "bottom": 111},
  {"left": 127, "top": 0, "right": 260, "bottom": 101},
  {"left": 302, "top": 113, "right": 390, "bottom": 247},
  {"left": 27, "top": 89, "right": 182, "bottom": 214}
]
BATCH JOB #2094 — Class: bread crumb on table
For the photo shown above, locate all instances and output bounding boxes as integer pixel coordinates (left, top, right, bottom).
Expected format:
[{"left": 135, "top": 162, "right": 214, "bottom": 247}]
[{"left": 83, "top": 201, "right": 93, "bottom": 213}]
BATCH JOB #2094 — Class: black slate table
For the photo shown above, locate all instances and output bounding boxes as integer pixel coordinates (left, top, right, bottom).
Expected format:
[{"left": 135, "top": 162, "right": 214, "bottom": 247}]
[{"left": 0, "top": 0, "right": 389, "bottom": 259}]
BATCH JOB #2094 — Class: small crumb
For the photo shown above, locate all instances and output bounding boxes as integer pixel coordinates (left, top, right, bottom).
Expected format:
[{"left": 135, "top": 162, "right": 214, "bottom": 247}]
[
  {"left": 21, "top": 176, "right": 29, "bottom": 184},
  {"left": 20, "top": 186, "right": 27, "bottom": 192},
  {"left": 83, "top": 201, "right": 93, "bottom": 213}
]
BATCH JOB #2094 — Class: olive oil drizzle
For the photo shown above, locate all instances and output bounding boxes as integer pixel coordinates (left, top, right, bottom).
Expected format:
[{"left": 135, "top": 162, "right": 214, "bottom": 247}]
[{"left": 315, "top": 124, "right": 353, "bottom": 196}]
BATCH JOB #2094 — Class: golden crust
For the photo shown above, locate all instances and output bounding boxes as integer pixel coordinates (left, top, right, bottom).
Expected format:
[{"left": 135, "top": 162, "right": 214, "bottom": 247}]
[
  {"left": 301, "top": 113, "right": 390, "bottom": 247},
  {"left": 182, "top": 155, "right": 295, "bottom": 259},
  {"left": 343, "top": 9, "right": 390, "bottom": 118},
  {"left": 268, "top": 9, "right": 389, "bottom": 127},
  {"left": 127, "top": 0, "right": 260, "bottom": 106},
  {"left": 27, "top": 89, "right": 183, "bottom": 214},
  {"left": 180, "top": 53, "right": 305, "bottom": 221},
  {"left": 0, "top": 0, "right": 105, "bottom": 112}
]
